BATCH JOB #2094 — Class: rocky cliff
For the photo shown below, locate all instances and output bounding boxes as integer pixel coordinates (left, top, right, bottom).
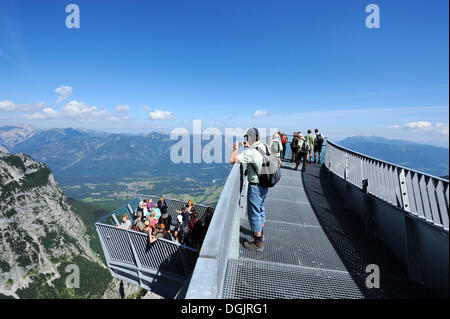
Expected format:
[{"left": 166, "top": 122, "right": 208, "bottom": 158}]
[{"left": 0, "top": 146, "right": 108, "bottom": 298}]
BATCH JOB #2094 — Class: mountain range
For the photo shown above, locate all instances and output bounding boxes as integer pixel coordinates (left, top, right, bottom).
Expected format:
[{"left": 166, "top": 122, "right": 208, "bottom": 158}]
[
  {"left": 1, "top": 127, "right": 448, "bottom": 208},
  {"left": 0, "top": 125, "right": 231, "bottom": 206},
  {"left": 336, "top": 136, "right": 449, "bottom": 178}
]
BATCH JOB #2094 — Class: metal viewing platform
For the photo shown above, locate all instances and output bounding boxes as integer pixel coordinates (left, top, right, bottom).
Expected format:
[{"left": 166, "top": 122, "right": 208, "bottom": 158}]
[{"left": 96, "top": 140, "right": 449, "bottom": 299}]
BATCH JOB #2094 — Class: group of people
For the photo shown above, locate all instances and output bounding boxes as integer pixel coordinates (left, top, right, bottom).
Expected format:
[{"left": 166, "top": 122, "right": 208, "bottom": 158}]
[
  {"left": 289, "top": 128, "right": 325, "bottom": 171},
  {"left": 116, "top": 196, "right": 214, "bottom": 251},
  {"left": 268, "top": 129, "right": 325, "bottom": 172}
]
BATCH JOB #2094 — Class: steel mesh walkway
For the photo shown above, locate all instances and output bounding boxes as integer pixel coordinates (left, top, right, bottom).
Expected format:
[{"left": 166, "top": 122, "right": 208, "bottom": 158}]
[{"left": 221, "top": 160, "right": 432, "bottom": 299}]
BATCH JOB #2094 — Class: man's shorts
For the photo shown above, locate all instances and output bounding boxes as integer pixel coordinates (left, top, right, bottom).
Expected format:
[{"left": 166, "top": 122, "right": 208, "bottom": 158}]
[{"left": 315, "top": 144, "right": 322, "bottom": 153}]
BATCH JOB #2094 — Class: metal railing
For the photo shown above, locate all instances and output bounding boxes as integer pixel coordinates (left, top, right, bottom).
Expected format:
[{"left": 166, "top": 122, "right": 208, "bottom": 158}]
[
  {"left": 325, "top": 141, "right": 449, "bottom": 231},
  {"left": 186, "top": 163, "right": 246, "bottom": 298},
  {"left": 95, "top": 196, "right": 214, "bottom": 297}
]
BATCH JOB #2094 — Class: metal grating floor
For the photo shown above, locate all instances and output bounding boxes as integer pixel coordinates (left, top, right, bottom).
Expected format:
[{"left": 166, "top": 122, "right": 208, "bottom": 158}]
[
  {"left": 222, "top": 160, "right": 433, "bottom": 299},
  {"left": 222, "top": 259, "right": 363, "bottom": 299}
]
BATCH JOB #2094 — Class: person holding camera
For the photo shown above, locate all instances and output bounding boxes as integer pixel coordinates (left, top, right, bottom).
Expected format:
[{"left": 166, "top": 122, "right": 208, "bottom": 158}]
[{"left": 229, "top": 127, "right": 268, "bottom": 252}]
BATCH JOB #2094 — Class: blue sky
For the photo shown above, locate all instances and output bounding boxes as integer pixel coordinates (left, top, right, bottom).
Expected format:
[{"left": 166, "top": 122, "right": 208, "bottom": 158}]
[{"left": 0, "top": 0, "right": 448, "bottom": 146}]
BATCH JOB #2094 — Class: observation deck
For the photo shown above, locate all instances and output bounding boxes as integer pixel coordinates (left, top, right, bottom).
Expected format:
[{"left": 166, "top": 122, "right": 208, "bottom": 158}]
[{"left": 96, "top": 140, "right": 449, "bottom": 298}]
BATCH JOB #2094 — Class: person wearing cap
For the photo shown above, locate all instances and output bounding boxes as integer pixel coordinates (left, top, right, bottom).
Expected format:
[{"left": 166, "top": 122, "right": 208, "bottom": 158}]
[{"left": 229, "top": 127, "right": 268, "bottom": 252}]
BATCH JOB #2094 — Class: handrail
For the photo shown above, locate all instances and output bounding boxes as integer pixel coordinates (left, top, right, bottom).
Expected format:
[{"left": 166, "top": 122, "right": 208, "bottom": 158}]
[
  {"left": 96, "top": 223, "right": 198, "bottom": 284},
  {"left": 328, "top": 140, "right": 449, "bottom": 182},
  {"left": 185, "top": 162, "right": 244, "bottom": 298},
  {"left": 325, "top": 140, "right": 449, "bottom": 231}
]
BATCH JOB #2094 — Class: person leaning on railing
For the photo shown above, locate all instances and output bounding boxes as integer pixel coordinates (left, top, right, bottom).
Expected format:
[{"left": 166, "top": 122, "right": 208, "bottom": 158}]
[{"left": 116, "top": 214, "right": 131, "bottom": 230}]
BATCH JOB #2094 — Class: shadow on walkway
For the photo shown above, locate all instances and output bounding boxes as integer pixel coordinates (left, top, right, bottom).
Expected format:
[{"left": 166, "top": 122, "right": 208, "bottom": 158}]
[{"left": 301, "top": 164, "right": 433, "bottom": 298}]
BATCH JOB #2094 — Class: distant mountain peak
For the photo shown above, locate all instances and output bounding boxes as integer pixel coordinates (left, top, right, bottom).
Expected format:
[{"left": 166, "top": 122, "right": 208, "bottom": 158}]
[{"left": 0, "top": 125, "right": 40, "bottom": 150}]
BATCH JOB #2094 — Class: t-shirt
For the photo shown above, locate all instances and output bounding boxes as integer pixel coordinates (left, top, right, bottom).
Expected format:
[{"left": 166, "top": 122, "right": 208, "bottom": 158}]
[
  {"left": 306, "top": 134, "right": 314, "bottom": 147},
  {"left": 134, "top": 219, "right": 145, "bottom": 232},
  {"left": 119, "top": 219, "right": 131, "bottom": 230},
  {"left": 237, "top": 141, "right": 265, "bottom": 184}
]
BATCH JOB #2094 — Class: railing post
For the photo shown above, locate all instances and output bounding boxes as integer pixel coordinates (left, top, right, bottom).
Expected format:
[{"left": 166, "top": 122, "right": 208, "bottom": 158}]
[
  {"left": 399, "top": 169, "right": 411, "bottom": 213},
  {"left": 344, "top": 152, "right": 349, "bottom": 181},
  {"left": 111, "top": 213, "right": 119, "bottom": 225},
  {"left": 127, "top": 232, "right": 143, "bottom": 287},
  {"left": 343, "top": 152, "right": 353, "bottom": 210}
]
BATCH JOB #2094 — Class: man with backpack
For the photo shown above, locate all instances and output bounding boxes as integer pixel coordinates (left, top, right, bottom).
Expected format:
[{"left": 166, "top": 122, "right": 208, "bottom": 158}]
[
  {"left": 313, "top": 128, "right": 325, "bottom": 164},
  {"left": 230, "top": 128, "right": 280, "bottom": 252},
  {"left": 269, "top": 133, "right": 283, "bottom": 168},
  {"left": 294, "top": 133, "right": 308, "bottom": 172},
  {"left": 290, "top": 132, "right": 299, "bottom": 163}
]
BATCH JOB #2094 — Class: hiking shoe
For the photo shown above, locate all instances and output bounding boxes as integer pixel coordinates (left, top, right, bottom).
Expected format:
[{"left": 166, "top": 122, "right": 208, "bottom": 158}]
[{"left": 243, "top": 240, "right": 264, "bottom": 252}]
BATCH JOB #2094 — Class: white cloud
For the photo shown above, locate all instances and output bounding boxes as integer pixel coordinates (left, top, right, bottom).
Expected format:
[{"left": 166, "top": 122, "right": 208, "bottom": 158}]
[
  {"left": 149, "top": 109, "right": 173, "bottom": 120},
  {"left": 0, "top": 100, "right": 15, "bottom": 112},
  {"left": 115, "top": 104, "right": 130, "bottom": 113},
  {"left": 143, "top": 105, "right": 151, "bottom": 111},
  {"left": 55, "top": 85, "right": 73, "bottom": 103},
  {"left": 42, "top": 107, "right": 60, "bottom": 118},
  {"left": 404, "top": 121, "right": 433, "bottom": 130},
  {"left": 23, "top": 112, "right": 46, "bottom": 120},
  {"left": 0, "top": 100, "right": 46, "bottom": 112},
  {"left": 252, "top": 110, "right": 269, "bottom": 118},
  {"left": 22, "top": 107, "right": 61, "bottom": 120},
  {"left": 389, "top": 121, "right": 449, "bottom": 137},
  {"left": 61, "top": 100, "right": 107, "bottom": 120}
]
